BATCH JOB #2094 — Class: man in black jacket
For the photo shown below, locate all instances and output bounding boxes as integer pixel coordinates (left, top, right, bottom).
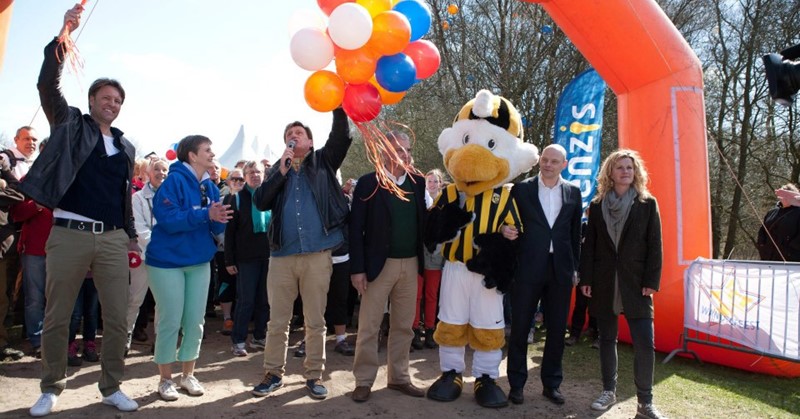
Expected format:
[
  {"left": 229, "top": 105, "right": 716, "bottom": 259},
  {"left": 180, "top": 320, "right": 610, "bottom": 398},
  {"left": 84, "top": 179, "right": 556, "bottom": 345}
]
[
  {"left": 348, "top": 131, "right": 427, "bottom": 403},
  {"left": 506, "top": 144, "right": 582, "bottom": 406},
  {"left": 23, "top": 5, "right": 139, "bottom": 417},
  {"left": 251, "top": 108, "right": 351, "bottom": 400}
]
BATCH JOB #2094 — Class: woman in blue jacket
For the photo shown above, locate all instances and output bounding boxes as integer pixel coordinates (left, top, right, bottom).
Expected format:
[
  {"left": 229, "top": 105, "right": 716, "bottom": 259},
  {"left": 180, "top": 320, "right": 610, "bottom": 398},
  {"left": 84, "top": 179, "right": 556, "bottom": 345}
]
[{"left": 146, "top": 135, "right": 231, "bottom": 401}]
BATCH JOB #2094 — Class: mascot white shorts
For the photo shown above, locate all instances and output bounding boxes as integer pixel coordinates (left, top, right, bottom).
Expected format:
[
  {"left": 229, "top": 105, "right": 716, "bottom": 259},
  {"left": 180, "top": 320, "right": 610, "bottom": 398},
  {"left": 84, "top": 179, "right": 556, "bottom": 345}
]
[{"left": 438, "top": 261, "right": 505, "bottom": 330}]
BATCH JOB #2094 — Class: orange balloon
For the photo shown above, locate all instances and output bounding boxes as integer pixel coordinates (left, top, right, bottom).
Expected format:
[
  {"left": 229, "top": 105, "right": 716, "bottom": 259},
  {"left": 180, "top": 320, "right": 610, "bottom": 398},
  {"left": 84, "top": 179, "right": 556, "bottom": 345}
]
[
  {"left": 365, "top": 11, "right": 411, "bottom": 56},
  {"left": 442, "top": 21, "right": 450, "bottom": 30},
  {"left": 335, "top": 46, "right": 379, "bottom": 84},
  {"left": 356, "top": 0, "right": 392, "bottom": 18},
  {"left": 369, "top": 76, "right": 406, "bottom": 105},
  {"left": 304, "top": 70, "right": 345, "bottom": 112},
  {"left": 447, "top": 4, "right": 459, "bottom": 14}
]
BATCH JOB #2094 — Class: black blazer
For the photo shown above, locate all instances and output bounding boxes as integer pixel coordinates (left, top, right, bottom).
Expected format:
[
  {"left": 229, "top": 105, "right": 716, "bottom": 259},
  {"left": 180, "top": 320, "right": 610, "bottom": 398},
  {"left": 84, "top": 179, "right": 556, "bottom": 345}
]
[
  {"left": 512, "top": 177, "right": 582, "bottom": 285},
  {"left": 349, "top": 172, "right": 426, "bottom": 282},
  {"left": 579, "top": 195, "right": 663, "bottom": 319}
]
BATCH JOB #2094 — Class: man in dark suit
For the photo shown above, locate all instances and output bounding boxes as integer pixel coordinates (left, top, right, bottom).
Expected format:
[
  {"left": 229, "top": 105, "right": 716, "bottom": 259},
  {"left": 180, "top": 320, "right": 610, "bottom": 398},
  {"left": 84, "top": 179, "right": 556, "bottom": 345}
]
[
  {"left": 505, "top": 144, "right": 582, "bottom": 405},
  {"left": 349, "top": 131, "right": 427, "bottom": 403}
]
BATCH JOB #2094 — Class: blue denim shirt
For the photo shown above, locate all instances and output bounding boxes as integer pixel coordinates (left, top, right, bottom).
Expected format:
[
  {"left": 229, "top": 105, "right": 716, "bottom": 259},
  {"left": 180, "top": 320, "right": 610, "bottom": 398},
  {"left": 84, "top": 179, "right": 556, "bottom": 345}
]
[{"left": 272, "top": 167, "right": 343, "bottom": 257}]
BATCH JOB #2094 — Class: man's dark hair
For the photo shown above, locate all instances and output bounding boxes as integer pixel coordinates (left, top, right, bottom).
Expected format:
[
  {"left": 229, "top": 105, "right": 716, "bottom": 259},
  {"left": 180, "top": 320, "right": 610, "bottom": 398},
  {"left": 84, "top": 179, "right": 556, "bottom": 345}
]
[
  {"left": 88, "top": 78, "right": 126, "bottom": 108},
  {"left": 283, "top": 121, "right": 313, "bottom": 141},
  {"left": 176, "top": 135, "right": 212, "bottom": 163}
]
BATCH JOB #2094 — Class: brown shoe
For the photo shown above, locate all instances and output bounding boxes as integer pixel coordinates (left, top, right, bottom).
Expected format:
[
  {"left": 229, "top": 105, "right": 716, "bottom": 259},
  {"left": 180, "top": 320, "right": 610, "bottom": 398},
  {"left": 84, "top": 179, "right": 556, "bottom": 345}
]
[
  {"left": 387, "top": 382, "right": 425, "bottom": 397},
  {"left": 352, "top": 386, "right": 371, "bottom": 402}
]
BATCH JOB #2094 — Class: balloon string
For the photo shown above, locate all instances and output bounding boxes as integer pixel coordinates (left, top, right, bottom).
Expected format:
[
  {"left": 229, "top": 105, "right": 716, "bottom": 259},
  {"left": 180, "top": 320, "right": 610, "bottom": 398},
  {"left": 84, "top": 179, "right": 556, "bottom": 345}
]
[
  {"left": 355, "top": 119, "right": 424, "bottom": 202},
  {"left": 56, "top": 0, "right": 90, "bottom": 76},
  {"left": 31, "top": 0, "right": 98, "bottom": 126}
]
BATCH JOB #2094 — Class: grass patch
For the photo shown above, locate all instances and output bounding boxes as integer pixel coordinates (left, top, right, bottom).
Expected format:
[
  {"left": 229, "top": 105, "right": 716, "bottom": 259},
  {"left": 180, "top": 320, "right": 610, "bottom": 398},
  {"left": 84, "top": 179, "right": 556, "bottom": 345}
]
[{"left": 538, "top": 334, "right": 800, "bottom": 418}]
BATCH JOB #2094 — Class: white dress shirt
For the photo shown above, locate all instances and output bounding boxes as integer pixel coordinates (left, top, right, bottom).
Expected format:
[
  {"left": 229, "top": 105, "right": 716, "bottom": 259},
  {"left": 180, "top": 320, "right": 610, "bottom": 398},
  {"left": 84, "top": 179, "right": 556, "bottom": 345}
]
[{"left": 538, "top": 175, "right": 565, "bottom": 253}]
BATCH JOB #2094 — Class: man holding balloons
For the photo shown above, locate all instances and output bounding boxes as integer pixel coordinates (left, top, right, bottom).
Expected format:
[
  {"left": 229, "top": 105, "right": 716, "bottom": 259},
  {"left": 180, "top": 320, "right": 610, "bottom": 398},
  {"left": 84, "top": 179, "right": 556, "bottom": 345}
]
[{"left": 250, "top": 107, "right": 352, "bottom": 400}]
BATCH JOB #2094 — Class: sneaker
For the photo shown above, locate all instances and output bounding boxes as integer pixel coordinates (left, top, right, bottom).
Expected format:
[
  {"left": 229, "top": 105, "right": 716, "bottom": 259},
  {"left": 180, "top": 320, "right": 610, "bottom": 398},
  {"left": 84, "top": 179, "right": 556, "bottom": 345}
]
[
  {"left": 180, "top": 374, "right": 205, "bottom": 396},
  {"left": 252, "top": 373, "right": 283, "bottom": 397},
  {"left": 527, "top": 328, "right": 535, "bottom": 344},
  {"left": 591, "top": 338, "right": 600, "bottom": 349},
  {"left": 102, "top": 390, "right": 139, "bottom": 411},
  {"left": 29, "top": 393, "right": 57, "bottom": 417},
  {"left": 590, "top": 390, "right": 617, "bottom": 411},
  {"left": 637, "top": 402, "right": 667, "bottom": 419},
  {"left": 232, "top": 343, "right": 248, "bottom": 357},
  {"left": 221, "top": 318, "right": 233, "bottom": 336},
  {"left": 306, "top": 379, "right": 328, "bottom": 399},
  {"left": 83, "top": 341, "right": 99, "bottom": 362},
  {"left": 67, "top": 341, "right": 83, "bottom": 367},
  {"left": 1, "top": 344, "right": 24, "bottom": 361},
  {"left": 411, "top": 328, "right": 424, "bottom": 350},
  {"left": 334, "top": 340, "right": 355, "bottom": 356},
  {"left": 158, "top": 379, "right": 179, "bottom": 401},
  {"left": 294, "top": 340, "right": 306, "bottom": 358},
  {"left": 249, "top": 338, "right": 266, "bottom": 350},
  {"left": 30, "top": 346, "right": 42, "bottom": 359}
]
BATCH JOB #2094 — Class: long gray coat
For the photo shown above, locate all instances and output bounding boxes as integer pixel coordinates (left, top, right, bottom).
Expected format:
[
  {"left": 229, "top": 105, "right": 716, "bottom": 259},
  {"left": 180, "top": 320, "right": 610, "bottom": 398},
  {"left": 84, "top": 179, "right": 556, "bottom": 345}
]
[{"left": 578, "top": 196, "right": 663, "bottom": 319}]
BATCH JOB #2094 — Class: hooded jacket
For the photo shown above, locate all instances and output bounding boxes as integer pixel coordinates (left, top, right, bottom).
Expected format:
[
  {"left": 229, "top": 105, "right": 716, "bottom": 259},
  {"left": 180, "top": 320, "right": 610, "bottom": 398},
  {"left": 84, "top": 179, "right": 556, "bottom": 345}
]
[{"left": 145, "top": 162, "right": 225, "bottom": 269}]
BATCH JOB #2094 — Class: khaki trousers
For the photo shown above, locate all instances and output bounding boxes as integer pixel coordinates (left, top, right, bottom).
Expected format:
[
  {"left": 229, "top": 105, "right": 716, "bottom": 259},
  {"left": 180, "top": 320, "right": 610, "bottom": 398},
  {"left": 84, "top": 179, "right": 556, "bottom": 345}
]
[
  {"left": 353, "top": 257, "right": 418, "bottom": 387},
  {"left": 263, "top": 251, "right": 331, "bottom": 380},
  {"left": 40, "top": 226, "right": 129, "bottom": 397}
]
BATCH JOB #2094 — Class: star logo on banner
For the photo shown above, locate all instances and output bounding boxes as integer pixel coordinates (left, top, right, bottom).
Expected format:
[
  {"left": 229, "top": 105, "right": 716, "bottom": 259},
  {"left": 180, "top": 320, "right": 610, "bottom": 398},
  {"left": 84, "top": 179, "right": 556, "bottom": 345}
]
[{"left": 704, "top": 270, "right": 765, "bottom": 318}]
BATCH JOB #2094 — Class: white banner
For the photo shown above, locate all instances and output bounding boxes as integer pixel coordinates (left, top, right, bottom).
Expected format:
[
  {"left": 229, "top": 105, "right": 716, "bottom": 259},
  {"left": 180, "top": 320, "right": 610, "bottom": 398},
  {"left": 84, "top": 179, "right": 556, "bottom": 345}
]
[{"left": 685, "top": 258, "right": 800, "bottom": 360}]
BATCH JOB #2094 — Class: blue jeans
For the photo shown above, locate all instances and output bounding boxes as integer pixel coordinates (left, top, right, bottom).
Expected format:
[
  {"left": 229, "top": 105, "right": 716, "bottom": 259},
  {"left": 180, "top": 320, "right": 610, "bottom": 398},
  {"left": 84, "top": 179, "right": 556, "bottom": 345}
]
[
  {"left": 69, "top": 278, "right": 99, "bottom": 342},
  {"left": 22, "top": 254, "right": 47, "bottom": 348},
  {"left": 232, "top": 259, "right": 269, "bottom": 345}
]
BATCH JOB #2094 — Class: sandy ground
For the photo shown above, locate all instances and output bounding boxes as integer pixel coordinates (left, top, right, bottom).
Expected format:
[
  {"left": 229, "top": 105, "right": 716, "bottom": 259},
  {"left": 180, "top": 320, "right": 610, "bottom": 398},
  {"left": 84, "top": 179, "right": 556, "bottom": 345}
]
[{"left": 0, "top": 316, "right": 643, "bottom": 419}]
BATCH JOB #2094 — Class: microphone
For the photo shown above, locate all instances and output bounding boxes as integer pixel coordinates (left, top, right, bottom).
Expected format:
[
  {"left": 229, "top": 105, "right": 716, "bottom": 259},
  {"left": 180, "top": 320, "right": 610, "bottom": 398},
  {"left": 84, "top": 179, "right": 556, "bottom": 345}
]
[{"left": 285, "top": 140, "right": 296, "bottom": 168}]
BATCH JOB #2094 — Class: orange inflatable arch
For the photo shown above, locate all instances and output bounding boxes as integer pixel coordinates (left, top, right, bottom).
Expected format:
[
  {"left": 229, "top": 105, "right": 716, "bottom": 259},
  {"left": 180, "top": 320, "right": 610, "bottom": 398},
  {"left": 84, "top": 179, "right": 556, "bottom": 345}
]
[
  {"left": 0, "top": 0, "right": 13, "bottom": 72},
  {"left": 521, "top": 0, "right": 799, "bottom": 376}
]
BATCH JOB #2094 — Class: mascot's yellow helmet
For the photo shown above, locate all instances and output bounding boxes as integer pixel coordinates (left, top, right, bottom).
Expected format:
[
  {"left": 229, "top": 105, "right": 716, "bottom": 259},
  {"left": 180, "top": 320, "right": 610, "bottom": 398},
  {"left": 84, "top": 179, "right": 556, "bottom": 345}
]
[{"left": 454, "top": 90, "right": 524, "bottom": 141}]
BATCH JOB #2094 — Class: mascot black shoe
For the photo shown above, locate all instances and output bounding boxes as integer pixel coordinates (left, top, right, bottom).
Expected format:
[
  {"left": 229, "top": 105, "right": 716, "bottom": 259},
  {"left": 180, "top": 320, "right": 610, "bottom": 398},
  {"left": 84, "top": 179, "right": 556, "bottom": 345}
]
[
  {"left": 474, "top": 374, "right": 508, "bottom": 408},
  {"left": 426, "top": 370, "right": 463, "bottom": 402}
]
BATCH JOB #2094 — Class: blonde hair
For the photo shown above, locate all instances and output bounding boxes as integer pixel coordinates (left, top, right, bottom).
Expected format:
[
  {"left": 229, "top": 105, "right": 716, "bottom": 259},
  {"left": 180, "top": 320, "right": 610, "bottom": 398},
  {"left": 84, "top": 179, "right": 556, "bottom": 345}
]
[{"left": 594, "top": 148, "right": 652, "bottom": 202}]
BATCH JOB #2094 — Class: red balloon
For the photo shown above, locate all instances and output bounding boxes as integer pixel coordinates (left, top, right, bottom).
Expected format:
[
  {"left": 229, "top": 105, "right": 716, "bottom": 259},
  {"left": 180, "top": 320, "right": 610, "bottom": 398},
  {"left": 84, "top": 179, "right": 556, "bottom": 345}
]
[
  {"left": 318, "top": 0, "right": 355, "bottom": 16},
  {"left": 403, "top": 40, "right": 441, "bottom": 79},
  {"left": 166, "top": 149, "right": 177, "bottom": 160},
  {"left": 128, "top": 251, "right": 142, "bottom": 268},
  {"left": 342, "top": 83, "right": 382, "bottom": 122}
]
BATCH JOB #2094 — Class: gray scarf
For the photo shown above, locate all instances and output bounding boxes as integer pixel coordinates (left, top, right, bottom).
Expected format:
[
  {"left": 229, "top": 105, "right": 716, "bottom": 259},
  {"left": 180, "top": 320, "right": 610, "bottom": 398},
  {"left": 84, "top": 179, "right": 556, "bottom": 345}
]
[
  {"left": 602, "top": 187, "right": 637, "bottom": 249},
  {"left": 601, "top": 187, "right": 636, "bottom": 314}
]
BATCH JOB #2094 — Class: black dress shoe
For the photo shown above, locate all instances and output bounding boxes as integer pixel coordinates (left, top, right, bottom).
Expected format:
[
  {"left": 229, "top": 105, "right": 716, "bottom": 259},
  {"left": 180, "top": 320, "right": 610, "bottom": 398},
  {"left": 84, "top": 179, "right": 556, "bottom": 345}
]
[
  {"left": 542, "top": 387, "right": 565, "bottom": 405},
  {"left": 473, "top": 375, "right": 508, "bottom": 408},
  {"left": 426, "top": 370, "right": 463, "bottom": 402},
  {"left": 508, "top": 387, "right": 524, "bottom": 405}
]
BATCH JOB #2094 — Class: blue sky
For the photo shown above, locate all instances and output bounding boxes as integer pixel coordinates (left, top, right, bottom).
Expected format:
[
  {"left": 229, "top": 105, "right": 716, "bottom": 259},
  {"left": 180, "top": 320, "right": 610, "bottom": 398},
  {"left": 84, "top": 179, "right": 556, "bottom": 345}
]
[{"left": 0, "top": 0, "right": 333, "bottom": 163}]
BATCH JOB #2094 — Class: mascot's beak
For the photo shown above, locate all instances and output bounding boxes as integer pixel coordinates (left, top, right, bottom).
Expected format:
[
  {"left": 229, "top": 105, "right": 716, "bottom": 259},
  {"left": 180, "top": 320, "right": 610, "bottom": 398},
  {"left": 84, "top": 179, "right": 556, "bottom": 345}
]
[{"left": 445, "top": 144, "right": 509, "bottom": 197}]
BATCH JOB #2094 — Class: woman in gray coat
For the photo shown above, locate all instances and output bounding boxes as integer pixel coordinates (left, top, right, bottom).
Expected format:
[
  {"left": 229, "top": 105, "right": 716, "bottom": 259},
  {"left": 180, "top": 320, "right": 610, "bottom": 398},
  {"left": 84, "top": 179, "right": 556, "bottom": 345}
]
[{"left": 578, "top": 149, "right": 665, "bottom": 419}]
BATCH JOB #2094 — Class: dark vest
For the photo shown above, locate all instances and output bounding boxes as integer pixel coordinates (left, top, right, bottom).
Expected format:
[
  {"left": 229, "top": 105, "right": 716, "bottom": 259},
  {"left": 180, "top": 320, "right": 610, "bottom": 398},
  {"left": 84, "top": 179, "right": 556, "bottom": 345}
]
[{"left": 57, "top": 135, "right": 127, "bottom": 228}]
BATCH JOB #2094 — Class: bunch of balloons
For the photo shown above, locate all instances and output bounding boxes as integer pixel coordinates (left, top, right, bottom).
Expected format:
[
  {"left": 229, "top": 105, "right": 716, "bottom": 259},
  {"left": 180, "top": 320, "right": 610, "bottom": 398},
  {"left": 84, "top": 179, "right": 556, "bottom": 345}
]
[{"left": 291, "top": 0, "right": 441, "bottom": 123}]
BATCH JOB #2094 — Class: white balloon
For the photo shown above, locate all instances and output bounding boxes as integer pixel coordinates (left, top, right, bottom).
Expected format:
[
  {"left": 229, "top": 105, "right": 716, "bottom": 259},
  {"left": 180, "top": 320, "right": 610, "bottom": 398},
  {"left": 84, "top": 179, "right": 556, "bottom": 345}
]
[
  {"left": 328, "top": 3, "right": 373, "bottom": 50},
  {"left": 290, "top": 28, "right": 335, "bottom": 71},
  {"left": 287, "top": 8, "right": 327, "bottom": 37}
]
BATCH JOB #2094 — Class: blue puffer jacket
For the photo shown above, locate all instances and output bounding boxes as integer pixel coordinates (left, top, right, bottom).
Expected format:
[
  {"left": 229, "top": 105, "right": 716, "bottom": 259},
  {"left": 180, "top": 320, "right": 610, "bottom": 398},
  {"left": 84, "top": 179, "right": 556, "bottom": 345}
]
[{"left": 146, "top": 161, "right": 225, "bottom": 268}]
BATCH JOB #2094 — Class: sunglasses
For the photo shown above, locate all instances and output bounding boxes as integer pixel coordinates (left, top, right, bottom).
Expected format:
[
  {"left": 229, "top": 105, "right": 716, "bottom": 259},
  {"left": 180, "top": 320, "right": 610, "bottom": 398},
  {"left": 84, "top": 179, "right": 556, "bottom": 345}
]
[{"left": 229, "top": 177, "right": 244, "bottom": 182}]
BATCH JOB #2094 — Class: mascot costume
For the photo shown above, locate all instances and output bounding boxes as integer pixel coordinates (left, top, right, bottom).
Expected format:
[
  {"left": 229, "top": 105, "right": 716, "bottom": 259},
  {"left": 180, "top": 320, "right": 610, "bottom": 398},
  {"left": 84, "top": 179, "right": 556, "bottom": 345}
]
[{"left": 426, "top": 90, "right": 539, "bottom": 408}]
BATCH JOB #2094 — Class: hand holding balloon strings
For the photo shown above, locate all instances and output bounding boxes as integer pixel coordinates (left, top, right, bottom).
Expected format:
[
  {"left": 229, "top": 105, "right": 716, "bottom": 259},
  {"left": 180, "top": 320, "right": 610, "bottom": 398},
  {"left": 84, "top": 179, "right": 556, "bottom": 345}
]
[{"left": 57, "top": 1, "right": 88, "bottom": 73}]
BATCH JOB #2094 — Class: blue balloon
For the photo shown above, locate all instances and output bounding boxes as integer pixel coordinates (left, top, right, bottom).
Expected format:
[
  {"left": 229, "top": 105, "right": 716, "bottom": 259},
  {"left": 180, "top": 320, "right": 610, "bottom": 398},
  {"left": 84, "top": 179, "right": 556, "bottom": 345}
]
[
  {"left": 542, "top": 25, "right": 553, "bottom": 34},
  {"left": 393, "top": 0, "right": 432, "bottom": 42},
  {"left": 376, "top": 54, "right": 417, "bottom": 93},
  {"left": 171, "top": 142, "right": 179, "bottom": 151}
]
